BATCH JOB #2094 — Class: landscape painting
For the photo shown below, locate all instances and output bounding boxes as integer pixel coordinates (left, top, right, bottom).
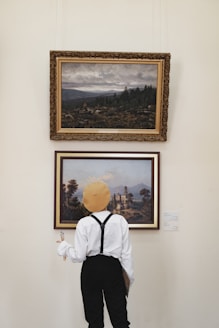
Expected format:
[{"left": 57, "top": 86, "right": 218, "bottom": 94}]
[
  {"left": 54, "top": 151, "right": 160, "bottom": 229},
  {"left": 61, "top": 62, "right": 157, "bottom": 130},
  {"left": 50, "top": 51, "right": 170, "bottom": 141}
]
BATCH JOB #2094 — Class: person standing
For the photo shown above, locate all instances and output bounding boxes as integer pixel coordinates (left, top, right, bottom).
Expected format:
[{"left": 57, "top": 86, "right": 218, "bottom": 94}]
[{"left": 57, "top": 181, "right": 134, "bottom": 328}]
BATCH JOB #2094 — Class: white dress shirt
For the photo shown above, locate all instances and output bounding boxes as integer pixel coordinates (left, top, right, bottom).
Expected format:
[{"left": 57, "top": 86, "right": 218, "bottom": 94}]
[{"left": 57, "top": 210, "right": 134, "bottom": 285}]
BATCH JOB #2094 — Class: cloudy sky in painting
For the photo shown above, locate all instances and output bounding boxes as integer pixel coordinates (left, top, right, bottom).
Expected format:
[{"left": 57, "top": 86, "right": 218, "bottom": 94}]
[
  {"left": 62, "top": 158, "right": 152, "bottom": 190},
  {"left": 62, "top": 62, "right": 157, "bottom": 93}
]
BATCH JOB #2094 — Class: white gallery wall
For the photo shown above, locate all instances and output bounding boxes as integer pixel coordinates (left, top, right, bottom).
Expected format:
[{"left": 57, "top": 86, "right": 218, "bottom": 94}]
[{"left": 0, "top": 1, "right": 219, "bottom": 327}]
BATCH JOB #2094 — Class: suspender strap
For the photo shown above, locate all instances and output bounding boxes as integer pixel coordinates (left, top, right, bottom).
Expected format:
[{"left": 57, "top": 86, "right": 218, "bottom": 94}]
[{"left": 91, "top": 213, "right": 113, "bottom": 254}]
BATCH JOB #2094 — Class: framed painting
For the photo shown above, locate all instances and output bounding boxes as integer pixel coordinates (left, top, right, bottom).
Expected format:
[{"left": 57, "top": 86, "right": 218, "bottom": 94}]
[
  {"left": 50, "top": 51, "right": 170, "bottom": 141},
  {"left": 54, "top": 151, "right": 160, "bottom": 229}
]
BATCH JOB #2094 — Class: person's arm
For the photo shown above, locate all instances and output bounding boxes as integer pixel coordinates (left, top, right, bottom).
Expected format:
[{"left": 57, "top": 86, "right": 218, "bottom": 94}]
[
  {"left": 56, "top": 221, "right": 88, "bottom": 262},
  {"left": 120, "top": 219, "right": 134, "bottom": 286}
]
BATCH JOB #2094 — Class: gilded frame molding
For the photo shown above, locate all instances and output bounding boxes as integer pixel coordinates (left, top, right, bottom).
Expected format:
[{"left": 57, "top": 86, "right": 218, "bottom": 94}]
[{"left": 50, "top": 51, "right": 170, "bottom": 141}]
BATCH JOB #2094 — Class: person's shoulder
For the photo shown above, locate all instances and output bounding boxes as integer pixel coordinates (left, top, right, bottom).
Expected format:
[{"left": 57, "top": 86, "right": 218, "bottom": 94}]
[
  {"left": 111, "top": 213, "right": 125, "bottom": 219},
  {"left": 111, "top": 213, "right": 128, "bottom": 225},
  {"left": 76, "top": 215, "right": 92, "bottom": 227}
]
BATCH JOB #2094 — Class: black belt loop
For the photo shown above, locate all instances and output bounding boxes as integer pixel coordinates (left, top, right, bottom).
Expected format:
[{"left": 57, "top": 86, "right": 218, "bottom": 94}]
[{"left": 91, "top": 213, "right": 113, "bottom": 254}]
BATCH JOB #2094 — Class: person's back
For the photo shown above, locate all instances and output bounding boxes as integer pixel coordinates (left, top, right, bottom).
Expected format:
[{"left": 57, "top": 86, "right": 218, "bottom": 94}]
[{"left": 78, "top": 211, "right": 132, "bottom": 260}]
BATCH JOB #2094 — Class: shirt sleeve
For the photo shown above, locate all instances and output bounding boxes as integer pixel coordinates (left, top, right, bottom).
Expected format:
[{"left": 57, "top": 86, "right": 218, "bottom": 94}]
[
  {"left": 120, "top": 218, "right": 135, "bottom": 285},
  {"left": 57, "top": 221, "right": 88, "bottom": 263}
]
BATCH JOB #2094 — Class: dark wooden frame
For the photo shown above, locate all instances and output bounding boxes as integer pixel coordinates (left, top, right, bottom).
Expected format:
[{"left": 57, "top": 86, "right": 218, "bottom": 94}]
[{"left": 54, "top": 151, "right": 160, "bottom": 229}]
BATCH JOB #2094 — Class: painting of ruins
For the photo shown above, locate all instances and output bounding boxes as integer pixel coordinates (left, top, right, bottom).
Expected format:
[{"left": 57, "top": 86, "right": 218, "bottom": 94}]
[{"left": 54, "top": 151, "right": 160, "bottom": 229}]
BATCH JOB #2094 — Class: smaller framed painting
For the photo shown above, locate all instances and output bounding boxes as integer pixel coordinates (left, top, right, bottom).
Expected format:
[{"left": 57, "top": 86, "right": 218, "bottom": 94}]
[{"left": 54, "top": 151, "right": 160, "bottom": 229}]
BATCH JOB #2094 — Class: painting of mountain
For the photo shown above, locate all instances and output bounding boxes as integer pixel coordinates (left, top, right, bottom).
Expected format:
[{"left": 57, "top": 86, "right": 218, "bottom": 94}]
[{"left": 54, "top": 151, "right": 159, "bottom": 229}]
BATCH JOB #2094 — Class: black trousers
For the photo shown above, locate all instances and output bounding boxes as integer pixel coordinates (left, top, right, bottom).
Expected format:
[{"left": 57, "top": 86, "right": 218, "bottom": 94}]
[{"left": 81, "top": 255, "right": 130, "bottom": 328}]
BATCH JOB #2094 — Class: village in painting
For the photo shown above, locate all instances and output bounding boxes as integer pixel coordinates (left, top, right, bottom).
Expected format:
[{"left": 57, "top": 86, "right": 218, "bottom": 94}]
[{"left": 60, "top": 179, "right": 153, "bottom": 225}]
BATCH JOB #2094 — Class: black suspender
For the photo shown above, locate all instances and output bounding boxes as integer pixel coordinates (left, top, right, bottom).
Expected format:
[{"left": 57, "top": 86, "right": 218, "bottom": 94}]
[{"left": 90, "top": 213, "right": 113, "bottom": 254}]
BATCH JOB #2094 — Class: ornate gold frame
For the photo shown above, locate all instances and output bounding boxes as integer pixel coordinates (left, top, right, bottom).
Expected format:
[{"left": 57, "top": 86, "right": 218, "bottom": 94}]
[{"left": 50, "top": 51, "right": 170, "bottom": 141}]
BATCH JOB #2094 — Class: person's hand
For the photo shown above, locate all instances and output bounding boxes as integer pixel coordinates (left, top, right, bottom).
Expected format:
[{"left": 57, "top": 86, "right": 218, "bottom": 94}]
[
  {"left": 56, "top": 231, "right": 65, "bottom": 243},
  {"left": 56, "top": 232, "right": 66, "bottom": 261}
]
